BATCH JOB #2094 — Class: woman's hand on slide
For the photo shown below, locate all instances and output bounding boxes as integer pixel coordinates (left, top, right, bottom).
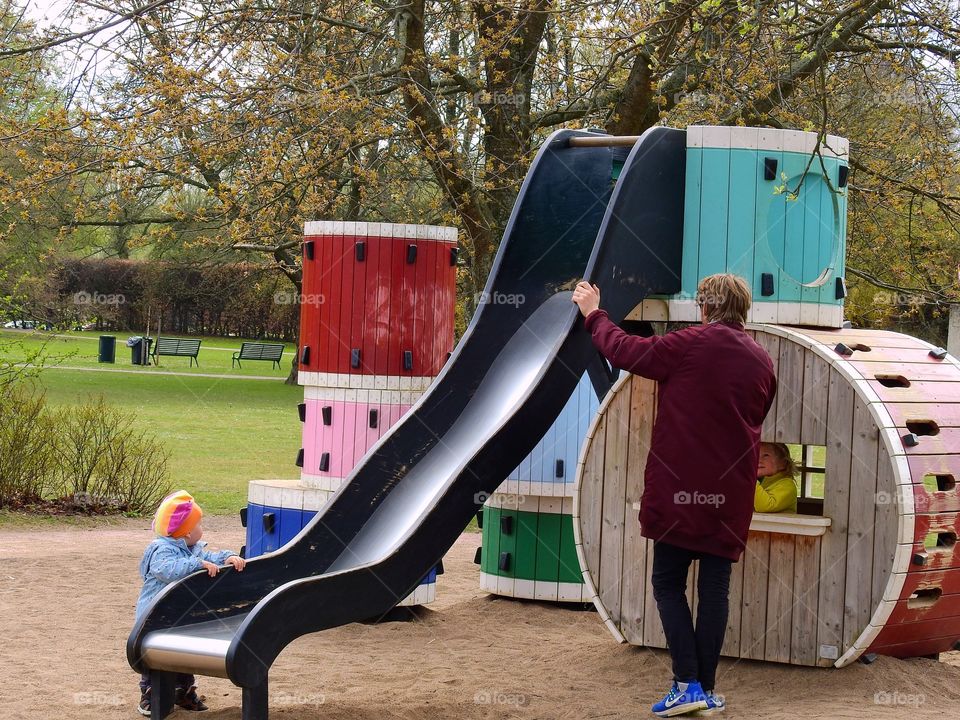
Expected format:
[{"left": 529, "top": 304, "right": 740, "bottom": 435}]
[{"left": 571, "top": 281, "right": 601, "bottom": 317}]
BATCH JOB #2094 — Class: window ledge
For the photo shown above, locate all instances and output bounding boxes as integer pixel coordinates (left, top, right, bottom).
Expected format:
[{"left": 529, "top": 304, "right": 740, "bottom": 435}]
[{"left": 750, "top": 512, "right": 831, "bottom": 537}]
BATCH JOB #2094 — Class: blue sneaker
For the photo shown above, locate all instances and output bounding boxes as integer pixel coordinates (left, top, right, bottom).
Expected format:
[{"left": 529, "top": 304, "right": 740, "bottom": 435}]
[
  {"left": 651, "top": 681, "right": 709, "bottom": 717},
  {"left": 695, "top": 691, "right": 725, "bottom": 715}
]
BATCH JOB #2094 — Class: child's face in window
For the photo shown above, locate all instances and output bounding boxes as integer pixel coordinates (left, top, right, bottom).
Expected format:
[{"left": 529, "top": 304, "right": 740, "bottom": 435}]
[{"left": 757, "top": 444, "right": 785, "bottom": 477}]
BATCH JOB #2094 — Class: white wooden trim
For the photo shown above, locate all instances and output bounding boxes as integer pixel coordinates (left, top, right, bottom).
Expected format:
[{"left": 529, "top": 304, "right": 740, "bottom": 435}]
[
  {"left": 303, "top": 220, "right": 456, "bottom": 243},
  {"left": 627, "top": 300, "right": 843, "bottom": 328},
  {"left": 494, "top": 480, "right": 575, "bottom": 498},
  {"left": 749, "top": 513, "right": 831, "bottom": 536},
  {"left": 298, "top": 372, "right": 436, "bottom": 390}
]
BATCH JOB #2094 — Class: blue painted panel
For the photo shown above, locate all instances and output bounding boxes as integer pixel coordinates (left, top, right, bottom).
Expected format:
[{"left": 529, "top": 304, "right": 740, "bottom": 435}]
[
  {"left": 697, "top": 147, "right": 731, "bottom": 280},
  {"left": 727, "top": 149, "right": 758, "bottom": 287},
  {"left": 245, "top": 503, "right": 264, "bottom": 558},
  {"left": 260, "top": 505, "right": 281, "bottom": 554},
  {"left": 278, "top": 507, "right": 302, "bottom": 549},
  {"left": 508, "top": 372, "right": 598, "bottom": 486},
  {"left": 681, "top": 147, "right": 703, "bottom": 297}
]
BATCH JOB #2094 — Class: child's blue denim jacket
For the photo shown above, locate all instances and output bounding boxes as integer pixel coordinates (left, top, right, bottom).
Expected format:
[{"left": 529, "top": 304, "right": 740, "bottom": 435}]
[{"left": 135, "top": 536, "right": 237, "bottom": 620}]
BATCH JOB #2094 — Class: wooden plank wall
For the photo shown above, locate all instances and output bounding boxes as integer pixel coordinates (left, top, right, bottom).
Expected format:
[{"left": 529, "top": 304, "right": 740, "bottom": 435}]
[{"left": 578, "top": 329, "right": 895, "bottom": 666}]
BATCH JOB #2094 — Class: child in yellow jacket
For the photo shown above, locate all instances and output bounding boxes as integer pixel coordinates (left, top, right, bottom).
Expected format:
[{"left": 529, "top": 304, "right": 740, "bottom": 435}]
[{"left": 755, "top": 442, "right": 798, "bottom": 513}]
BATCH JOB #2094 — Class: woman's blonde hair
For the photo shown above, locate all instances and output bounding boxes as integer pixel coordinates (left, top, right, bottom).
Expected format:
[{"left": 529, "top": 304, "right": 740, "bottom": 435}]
[
  {"left": 765, "top": 442, "right": 798, "bottom": 478},
  {"left": 696, "top": 273, "right": 752, "bottom": 324}
]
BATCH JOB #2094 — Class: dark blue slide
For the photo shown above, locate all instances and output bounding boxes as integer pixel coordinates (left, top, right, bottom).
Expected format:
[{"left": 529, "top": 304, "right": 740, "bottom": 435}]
[{"left": 128, "top": 126, "right": 686, "bottom": 719}]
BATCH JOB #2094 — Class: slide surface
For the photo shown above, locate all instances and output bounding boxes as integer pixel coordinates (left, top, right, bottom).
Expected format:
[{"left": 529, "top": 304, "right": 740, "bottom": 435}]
[{"left": 128, "top": 126, "right": 686, "bottom": 688}]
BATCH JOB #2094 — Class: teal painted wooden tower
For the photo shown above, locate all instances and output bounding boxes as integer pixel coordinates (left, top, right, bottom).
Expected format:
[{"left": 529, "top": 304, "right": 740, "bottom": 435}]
[{"left": 628, "top": 126, "right": 849, "bottom": 327}]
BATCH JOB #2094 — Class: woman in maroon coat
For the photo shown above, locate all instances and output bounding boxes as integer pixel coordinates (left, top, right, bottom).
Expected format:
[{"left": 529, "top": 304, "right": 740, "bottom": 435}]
[{"left": 572, "top": 274, "right": 776, "bottom": 717}]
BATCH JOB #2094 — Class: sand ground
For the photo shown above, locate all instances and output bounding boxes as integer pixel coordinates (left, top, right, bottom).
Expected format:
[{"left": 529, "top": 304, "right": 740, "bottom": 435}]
[{"left": 1, "top": 515, "right": 958, "bottom": 719}]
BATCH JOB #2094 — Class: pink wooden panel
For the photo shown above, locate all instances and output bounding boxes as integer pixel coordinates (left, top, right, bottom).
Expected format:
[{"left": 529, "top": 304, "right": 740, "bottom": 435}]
[
  {"left": 884, "top": 402, "right": 960, "bottom": 429},
  {"left": 302, "top": 399, "right": 413, "bottom": 476},
  {"left": 850, "top": 360, "right": 959, "bottom": 382}
]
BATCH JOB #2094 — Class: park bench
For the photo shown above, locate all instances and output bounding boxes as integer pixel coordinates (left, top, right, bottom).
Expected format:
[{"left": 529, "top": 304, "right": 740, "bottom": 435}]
[
  {"left": 232, "top": 341, "right": 285, "bottom": 370},
  {"left": 152, "top": 337, "right": 202, "bottom": 367}
]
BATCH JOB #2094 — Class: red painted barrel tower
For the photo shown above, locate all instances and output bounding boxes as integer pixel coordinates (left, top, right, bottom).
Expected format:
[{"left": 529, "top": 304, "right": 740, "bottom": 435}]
[{"left": 247, "top": 220, "right": 457, "bottom": 606}]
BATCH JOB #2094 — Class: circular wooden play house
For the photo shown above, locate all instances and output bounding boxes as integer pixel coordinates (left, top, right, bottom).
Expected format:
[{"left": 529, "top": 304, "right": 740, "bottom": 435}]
[
  {"left": 244, "top": 220, "right": 457, "bottom": 606},
  {"left": 574, "top": 324, "right": 960, "bottom": 666}
]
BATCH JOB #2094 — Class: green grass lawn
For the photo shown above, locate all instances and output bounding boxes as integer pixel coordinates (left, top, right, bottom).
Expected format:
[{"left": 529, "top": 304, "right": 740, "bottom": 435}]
[
  {"left": 2, "top": 328, "right": 297, "bottom": 378},
  {"left": 4, "top": 364, "right": 303, "bottom": 520}
]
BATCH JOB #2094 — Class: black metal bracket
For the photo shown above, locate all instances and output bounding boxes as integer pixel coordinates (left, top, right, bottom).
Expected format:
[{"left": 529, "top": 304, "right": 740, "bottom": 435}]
[
  {"left": 929, "top": 347, "right": 948, "bottom": 360},
  {"left": 369, "top": 409, "right": 379, "bottom": 428},
  {"left": 838, "top": 165, "right": 849, "bottom": 188},
  {"left": 239, "top": 507, "right": 248, "bottom": 527},
  {"left": 303, "top": 240, "right": 315, "bottom": 260},
  {"left": 262, "top": 513, "right": 276, "bottom": 534},
  {"left": 760, "top": 272, "right": 775, "bottom": 297},
  {"left": 355, "top": 241, "right": 366, "bottom": 262},
  {"left": 319, "top": 452, "right": 330, "bottom": 472},
  {"left": 450, "top": 247, "right": 459, "bottom": 266},
  {"left": 835, "top": 276, "right": 847, "bottom": 300},
  {"left": 299, "top": 345, "right": 310, "bottom": 365},
  {"left": 351, "top": 348, "right": 361, "bottom": 368},
  {"left": 500, "top": 515, "right": 513, "bottom": 534},
  {"left": 322, "top": 405, "right": 332, "bottom": 426},
  {"left": 555, "top": 459, "right": 565, "bottom": 478},
  {"left": 295, "top": 448, "right": 304, "bottom": 467},
  {"left": 763, "top": 157, "right": 778, "bottom": 180},
  {"left": 498, "top": 552, "right": 511, "bottom": 572},
  {"left": 403, "top": 350, "right": 414, "bottom": 371},
  {"left": 297, "top": 402, "right": 306, "bottom": 422},
  {"left": 406, "top": 244, "right": 418, "bottom": 263}
]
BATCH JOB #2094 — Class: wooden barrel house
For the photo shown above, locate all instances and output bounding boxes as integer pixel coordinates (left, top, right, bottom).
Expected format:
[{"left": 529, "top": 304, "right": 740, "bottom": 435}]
[{"left": 574, "top": 323, "right": 960, "bottom": 666}]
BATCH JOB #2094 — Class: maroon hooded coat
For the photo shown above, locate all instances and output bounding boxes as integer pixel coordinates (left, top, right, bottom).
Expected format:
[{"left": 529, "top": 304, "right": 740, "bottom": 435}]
[{"left": 584, "top": 310, "right": 777, "bottom": 561}]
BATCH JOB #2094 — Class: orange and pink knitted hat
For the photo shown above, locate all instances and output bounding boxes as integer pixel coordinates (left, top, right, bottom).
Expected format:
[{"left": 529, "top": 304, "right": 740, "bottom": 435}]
[{"left": 153, "top": 490, "right": 203, "bottom": 539}]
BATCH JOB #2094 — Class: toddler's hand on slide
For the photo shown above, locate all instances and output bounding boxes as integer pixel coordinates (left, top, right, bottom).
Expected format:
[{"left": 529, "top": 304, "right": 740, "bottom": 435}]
[
  {"left": 226, "top": 555, "right": 246, "bottom": 572},
  {"left": 201, "top": 560, "right": 220, "bottom": 577}
]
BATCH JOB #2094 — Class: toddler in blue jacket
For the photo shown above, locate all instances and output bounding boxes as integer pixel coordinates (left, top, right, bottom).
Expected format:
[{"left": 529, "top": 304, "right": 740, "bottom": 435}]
[{"left": 134, "top": 490, "right": 245, "bottom": 716}]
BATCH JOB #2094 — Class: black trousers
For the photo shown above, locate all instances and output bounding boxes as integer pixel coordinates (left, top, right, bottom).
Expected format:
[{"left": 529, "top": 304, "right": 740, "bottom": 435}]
[{"left": 651, "top": 540, "right": 732, "bottom": 692}]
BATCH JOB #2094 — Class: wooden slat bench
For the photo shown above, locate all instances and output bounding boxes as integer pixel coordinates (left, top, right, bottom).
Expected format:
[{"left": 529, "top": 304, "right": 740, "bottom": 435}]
[
  {"left": 232, "top": 342, "right": 285, "bottom": 370},
  {"left": 152, "top": 337, "right": 202, "bottom": 367}
]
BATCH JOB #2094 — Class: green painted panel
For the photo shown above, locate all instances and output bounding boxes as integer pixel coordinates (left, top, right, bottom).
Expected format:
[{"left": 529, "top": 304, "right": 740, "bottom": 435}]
[
  {"left": 558, "top": 514, "right": 583, "bottom": 583},
  {"left": 480, "top": 506, "right": 500, "bottom": 575},
  {"left": 514, "top": 511, "right": 539, "bottom": 579},
  {"left": 480, "top": 509, "right": 585, "bottom": 583},
  {"left": 498, "top": 508, "right": 518, "bottom": 575},
  {"left": 534, "top": 512, "right": 562, "bottom": 581}
]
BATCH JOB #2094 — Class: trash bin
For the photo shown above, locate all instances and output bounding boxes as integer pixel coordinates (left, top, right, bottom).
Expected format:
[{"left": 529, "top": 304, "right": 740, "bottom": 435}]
[
  {"left": 98, "top": 335, "right": 116, "bottom": 363},
  {"left": 126, "top": 336, "right": 153, "bottom": 365}
]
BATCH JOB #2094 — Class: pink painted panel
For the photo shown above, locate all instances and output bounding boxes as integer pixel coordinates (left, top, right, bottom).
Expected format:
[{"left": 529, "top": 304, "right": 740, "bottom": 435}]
[{"left": 302, "top": 399, "right": 413, "bottom": 476}]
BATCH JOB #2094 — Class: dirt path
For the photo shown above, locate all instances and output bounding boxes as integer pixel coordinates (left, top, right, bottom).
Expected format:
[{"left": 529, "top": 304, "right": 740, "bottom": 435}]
[{"left": 1, "top": 515, "right": 957, "bottom": 719}]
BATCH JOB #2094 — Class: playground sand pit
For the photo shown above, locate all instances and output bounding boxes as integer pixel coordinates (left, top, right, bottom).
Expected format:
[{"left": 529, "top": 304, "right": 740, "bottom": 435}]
[{"left": 1, "top": 515, "right": 959, "bottom": 719}]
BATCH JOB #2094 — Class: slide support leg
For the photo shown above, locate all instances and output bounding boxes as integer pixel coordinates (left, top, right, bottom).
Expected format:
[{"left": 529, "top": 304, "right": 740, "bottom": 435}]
[
  {"left": 242, "top": 676, "right": 269, "bottom": 720},
  {"left": 149, "top": 671, "right": 176, "bottom": 720}
]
